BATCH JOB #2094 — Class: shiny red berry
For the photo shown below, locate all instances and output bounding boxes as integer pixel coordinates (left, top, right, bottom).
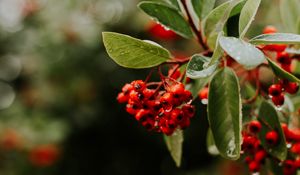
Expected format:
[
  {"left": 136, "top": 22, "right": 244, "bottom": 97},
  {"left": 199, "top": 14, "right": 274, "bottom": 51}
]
[
  {"left": 248, "top": 161, "right": 260, "bottom": 172},
  {"left": 131, "top": 80, "right": 146, "bottom": 92},
  {"left": 291, "top": 142, "right": 300, "bottom": 154},
  {"left": 169, "top": 83, "right": 185, "bottom": 96},
  {"left": 169, "top": 68, "right": 181, "bottom": 79},
  {"left": 283, "top": 160, "right": 297, "bottom": 175},
  {"left": 198, "top": 87, "right": 209, "bottom": 100},
  {"left": 263, "top": 25, "right": 277, "bottom": 34},
  {"left": 126, "top": 103, "right": 140, "bottom": 115},
  {"left": 179, "top": 117, "right": 190, "bottom": 129},
  {"left": 276, "top": 52, "right": 291, "bottom": 65},
  {"left": 254, "top": 150, "right": 267, "bottom": 163},
  {"left": 122, "top": 83, "right": 134, "bottom": 94},
  {"left": 141, "top": 118, "right": 155, "bottom": 130},
  {"left": 248, "top": 121, "right": 262, "bottom": 133},
  {"left": 284, "top": 82, "right": 299, "bottom": 94},
  {"left": 265, "top": 131, "right": 279, "bottom": 146},
  {"left": 160, "top": 92, "right": 173, "bottom": 107},
  {"left": 117, "top": 92, "right": 128, "bottom": 103},
  {"left": 244, "top": 156, "right": 252, "bottom": 164},
  {"left": 129, "top": 91, "right": 144, "bottom": 102},
  {"left": 148, "top": 23, "right": 177, "bottom": 40},
  {"left": 181, "top": 104, "right": 195, "bottom": 118},
  {"left": 268, "top": 84, "right": 283, "bottom": 96},
  {"left": 263, "top": 44, "right": 287, "bottom": 52},
  {"left": 135, "top": 109, "right": 152, "bottom": 122},
  {"left": 271, "top": 93, "right": 284, "bottom": 106},
  {"left": 170, "top": 108, "right": 184, "bottom": 122}
]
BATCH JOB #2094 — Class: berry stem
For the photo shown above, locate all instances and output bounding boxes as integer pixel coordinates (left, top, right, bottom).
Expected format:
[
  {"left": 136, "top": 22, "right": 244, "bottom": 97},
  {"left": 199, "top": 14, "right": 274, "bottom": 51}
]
[
  {"left": 145, "top": 68, "right": 155, "bottom": 83},
  {"left": 180, "top": 0, "right": 209, "bottom": 51},
  {"left": 243, "top": 69, "right": 260, "bottom": 104}
]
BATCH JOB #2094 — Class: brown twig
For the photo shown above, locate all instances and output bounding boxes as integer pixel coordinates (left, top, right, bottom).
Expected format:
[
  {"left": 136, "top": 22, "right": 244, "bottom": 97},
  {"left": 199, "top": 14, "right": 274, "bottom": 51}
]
[{"left": 180, "top": 0, "right": 209, "bottom": 50}]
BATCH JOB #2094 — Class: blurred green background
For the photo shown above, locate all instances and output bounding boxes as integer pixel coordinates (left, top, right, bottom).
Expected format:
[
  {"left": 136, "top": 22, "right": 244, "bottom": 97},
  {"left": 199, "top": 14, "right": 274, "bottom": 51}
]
[{"left": 0, "top": 0, "right": 285, "bottom": 174}]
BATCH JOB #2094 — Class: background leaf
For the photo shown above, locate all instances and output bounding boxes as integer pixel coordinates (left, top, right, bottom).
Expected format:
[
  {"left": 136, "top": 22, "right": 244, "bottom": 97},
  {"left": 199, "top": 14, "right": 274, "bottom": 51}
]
[
  {"left": 186, "top": 54, "right": 218, "bottom": 79},
  {"left": 201, "top": 0, "right": 243, "bottom": 49},
  {"left": 239, "top": 0, "right": 261, "bottom": 38},
  {"left": 266, "top": 57, "right": 300, "bottom": 83},
  {"left": 192, "top": 0, "right": 216, "bottom": 20},
  {"left": 219, "top": 36, "right": 265, "bottom": 69},
  {"left": 280, "top": 0, "right": 300, "bottom": 33},
  {"left": 258, "top": 101, "right": 287, "bottom": 161},
  {"left": 168, "top": 0, "right": 180, "bottom": 9},
  {"left": 102, "top": 32, "right": 170, "bottom": 68},
  {"left": 138, "top": 2, "right": 193, "bottom": 38},
  {"left": 250, "top": 33, "right": 300, "bottom": 45},
  {"left": 208, "top": 67, "right": 242, "bottom": 160},
  {"left": 164, "top": 129, "right": 183, "bottom": 167}
]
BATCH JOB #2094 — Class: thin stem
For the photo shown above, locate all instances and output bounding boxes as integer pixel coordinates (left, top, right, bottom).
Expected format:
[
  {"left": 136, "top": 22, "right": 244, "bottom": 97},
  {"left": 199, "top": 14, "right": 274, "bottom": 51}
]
[
  {"left": 144, "top": 68, "right": 155, "bottom": 83},
  {"left": 180, "top": 0, "right": 209, "bottom": 50},
  {"left": 243, "top": 69, "right": 260, "bottom": 104}
]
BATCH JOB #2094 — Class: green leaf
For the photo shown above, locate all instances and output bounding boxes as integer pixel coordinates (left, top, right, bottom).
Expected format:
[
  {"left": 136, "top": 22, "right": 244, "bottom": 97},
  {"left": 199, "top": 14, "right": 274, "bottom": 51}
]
[
  {"left": 266, "top": 57, "right": 300, "bottom": 83},
  {"left": 219, "top": 36, "right": 265, "bottom": 69},
  {"left": 201, "top": 0, "right": 242, "bottom": 49},
  {"left": 208, "top": 67, "right": 242, "bottom": 160},
  {"left": 102, "top": 32, "right": 170, "bottom": 69},
  {"left": 208, "top": 32, "right": 223, "bottom": 66},
  {"left": 164, "top": 129, "right": 183, "bottom": 167},
  {"left": 258, "top": 101, "right": 287, "bottom": 161},
  {"left": 138, "top": 2, "right": 193, "bottom": 38},
  {"left": 168, "top": 0, "right": 180, "bottom": 9},
  {"left": 250, "top": 33, "right": 300, "bottom": 45},
  {"left": 192, "top": 0, "right": 215, "bottom": 19},
  {"left": 206, "top": 128, "right": 219, "bottom": 156},
  {"left": 186, "top": 54, "right": 218, "bottom": 79},
  {"left": 280, "top": 0, "right": 300, "bottom": 33},
  {"left": 239, "top": 0, "right": 261, "bottom": 38}
]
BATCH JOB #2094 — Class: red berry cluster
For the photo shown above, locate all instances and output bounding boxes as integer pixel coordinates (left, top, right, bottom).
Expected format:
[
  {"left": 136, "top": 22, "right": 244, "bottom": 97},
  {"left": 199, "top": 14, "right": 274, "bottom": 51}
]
[
  {"left": 117, "top": 79, "right": 195, "bottom": 135},
  {"left": 281, "top": 124, "right": 300, "bottom": 175},
  {"left": 268, "top": 79, "right": 299, "bottom": 106},
  {"left": 242, "top": 120, "right": 300, "bottom": 174},
  {"left": 242, "top": 120, "right": 276, "bottom": 173}
]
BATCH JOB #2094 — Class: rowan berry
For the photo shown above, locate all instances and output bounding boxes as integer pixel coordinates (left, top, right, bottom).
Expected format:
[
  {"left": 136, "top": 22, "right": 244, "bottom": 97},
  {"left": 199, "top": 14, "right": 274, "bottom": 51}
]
[
  {"left": 181, "top": 104, "right": 195, "bottom": 118},
  {"left": 198, "top": 87, "right": 209, "bottom": 100},
  {"left": 131, "top": 80, "right": 146, "bottom": 92},
  {"left": 271, "top": 93, "right": 285, "bottom": 106},
  {"left": 268, "top": 84, "right": 283, "bottom": 97},
  {"left": 284, "top": 82, "right": 299, "bottom": 94},
  {"left": 254, "top": 150, "right": 267, "bottom": 163},
  {"left": 248, "top": 121, "right": 262, "bottom": 133},
  {"left": 265, "top": 131, "right": 279, "bottom": 146},
  {"left": 263, "top": 25, "right": 277, "bottom": 34},
  {"left": 248, "top": 161, "right": 260, "bottom": 172},
  {"left": 117, "top": 92, "right": 128, "bottom": 103},
  {"left": 276, "top": 52, "right": 291, "bottom": 65}
]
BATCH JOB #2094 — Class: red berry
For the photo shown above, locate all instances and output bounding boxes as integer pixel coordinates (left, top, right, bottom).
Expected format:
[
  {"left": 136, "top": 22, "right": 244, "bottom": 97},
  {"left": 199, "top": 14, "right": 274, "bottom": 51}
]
[
  {"left": 283, "top": 160, "right": 297, "bottom": 175},
  {"left": 170, "top": 108, "right": 184, "bottom": 122},
  {"left": 160, "top": 92, "right": 173, "bottom": 107},
  {"left": 265, "top": 131, "right": 279, "bottom": 146},
  {"left": 182, "top": 90, "right": 192, "bottom": 102},
  {"left": 280, "top": 63, "right": 292, "bottom": 72},
  {"left": 271, "top": 93, "right": 285, "bottom": 106},
  {"left": 276, "top": 52, "right": 291, "bottom": 65},
  {"left": 242, "top": 136, "right": 257, "bottom": 152},
  {"left": 129, "top": 91, "right": 144, "bottom": 102},
  {"left": 248, "top": 121, "right": 262, "bottom": 133},
  {"left": 131, "top": 80, "right": 146, "bottom": 92},
  {"left": 117, "top": 92, "right": 128, "bottom": 103},
  {"left": 263, "top": 25, "right": 277, "bottom": 34},
  {"left": 148, "top": 23, "right": 177, "bottom": 40},
  {"left": 284, "top": 82, "right": 299, "bottom": 94},
  {"left": 244, "top": 156, "right": 252, "bottom": 164},
  {"left": 198, "top": 87, "right": 209, "bottom": 100},
  {"left": 185, "top": 77, "right": 191, "bottom": 84},
  {"left": 135, "top": 109, "right": 152, "bottom": 122},
  {"left": 126, "top": 103, "right": 140, "bottom": 115},
  {"left": 141, "top": 118, "right": 155, "bottom": 130},
  {"left": 263, "top": 44, "right": 287, "bottom": 52},
  {"left": 181, "top": 104, "right": 195, "bottom": 118},
  {"left": 142, "top": 88, "right": 155, "bottom": 99},
  {"left": 29, "top": 145, "right": 59, "bottom": 167},
  {"left": 248, "top": 161, "right": 260, "bottom": 172},
  {"left": 122, "top": 83, "right": 134, "bottom": 94},
  {"left": 179, "top": 117, "right": 190, "bottom": 129},
  {"left": 268, "top": 84, "right": 283, "bottom": 97},
  {"left": 291, "top": 142, "right": 300, "bottom": 154},
  {"left": 254, "top": 150, "right": 267, "bottom": 163},
  {"left": 169, "top": 83, "right": 185, "bottom": 96}
]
